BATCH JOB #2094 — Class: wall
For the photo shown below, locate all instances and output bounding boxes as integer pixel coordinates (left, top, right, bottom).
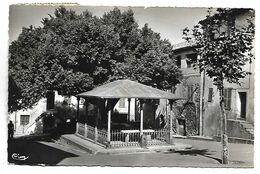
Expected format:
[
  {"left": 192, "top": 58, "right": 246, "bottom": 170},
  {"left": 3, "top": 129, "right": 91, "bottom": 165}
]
[
  {"left": 201, "top": 72, "right": 254, "bottom": 137},
  {"left": 227, "top": 119, "right": 253, "bottom": 139},
  {"left": 244, "top": 59, "right": 255, "bottom": 124},
  {"left": 114, "top": 98, "right": 136, "bottom": 121},
  {"left": 9, "top": 98, "right": 47, "bottom": 133}
]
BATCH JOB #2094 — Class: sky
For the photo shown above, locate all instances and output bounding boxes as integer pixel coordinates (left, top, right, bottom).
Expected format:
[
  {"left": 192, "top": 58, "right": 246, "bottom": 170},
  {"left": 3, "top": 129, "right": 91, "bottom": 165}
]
[{"left": 9, "top": 5, "right": 209, "bottom": 45}]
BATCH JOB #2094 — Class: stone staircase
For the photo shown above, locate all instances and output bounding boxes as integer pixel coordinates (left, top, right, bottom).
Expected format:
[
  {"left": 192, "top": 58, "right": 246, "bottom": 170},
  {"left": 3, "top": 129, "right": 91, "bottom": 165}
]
[
  {"left": 240, "top": 121, "right": 254, "bottom": 139},
  {"left": 14, "top": 125, "right": 26, "bottom": 136},
  {"left": 227, "top": 119, "right": 254, "bottom": 141}
]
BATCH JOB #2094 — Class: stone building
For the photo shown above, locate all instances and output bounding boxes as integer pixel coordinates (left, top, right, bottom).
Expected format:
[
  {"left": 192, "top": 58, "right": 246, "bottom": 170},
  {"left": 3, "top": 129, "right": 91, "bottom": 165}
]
[{"left": 173, "top": 8, "right": 254, "bottom": 140}]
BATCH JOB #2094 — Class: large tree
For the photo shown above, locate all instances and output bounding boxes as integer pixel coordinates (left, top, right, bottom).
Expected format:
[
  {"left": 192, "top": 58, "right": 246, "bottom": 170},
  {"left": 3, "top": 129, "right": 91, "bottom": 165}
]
[
  {"left": 9, "top": 6, "right": 182, "bottom": 112},
  {"left": 182, "top": 8, "right": 255, "bottom": 164}
]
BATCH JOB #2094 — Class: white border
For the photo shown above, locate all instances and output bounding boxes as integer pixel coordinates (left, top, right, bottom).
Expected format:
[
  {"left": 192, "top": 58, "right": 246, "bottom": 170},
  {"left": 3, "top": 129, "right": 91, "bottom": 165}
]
[{"left": 1, "top": 1, "right": 259, "bottom": 174}]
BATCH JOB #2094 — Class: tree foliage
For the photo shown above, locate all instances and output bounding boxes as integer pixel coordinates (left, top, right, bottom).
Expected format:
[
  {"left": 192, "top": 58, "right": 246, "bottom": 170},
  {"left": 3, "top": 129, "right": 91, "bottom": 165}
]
[{"left": 9, "top": 6, "right": 182, "bottom": 112}]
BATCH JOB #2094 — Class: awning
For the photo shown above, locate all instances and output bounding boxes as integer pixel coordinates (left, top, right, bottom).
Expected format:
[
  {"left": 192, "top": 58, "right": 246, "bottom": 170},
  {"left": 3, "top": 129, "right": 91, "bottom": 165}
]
[{"left": 77, "top": 79, "right": 183, "bottom": 100}]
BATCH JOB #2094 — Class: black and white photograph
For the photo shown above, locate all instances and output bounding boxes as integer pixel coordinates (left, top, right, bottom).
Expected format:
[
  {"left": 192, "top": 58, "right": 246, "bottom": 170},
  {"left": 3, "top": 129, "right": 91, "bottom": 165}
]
[{"left": 1, "top": 0, "right": 257, "bottom": 170}]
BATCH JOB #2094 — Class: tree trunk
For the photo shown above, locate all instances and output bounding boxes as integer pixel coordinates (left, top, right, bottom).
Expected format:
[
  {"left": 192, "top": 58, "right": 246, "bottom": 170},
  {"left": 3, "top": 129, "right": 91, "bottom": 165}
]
[{"left": 219, "top": 87, "right": 228, "bottom": 164}]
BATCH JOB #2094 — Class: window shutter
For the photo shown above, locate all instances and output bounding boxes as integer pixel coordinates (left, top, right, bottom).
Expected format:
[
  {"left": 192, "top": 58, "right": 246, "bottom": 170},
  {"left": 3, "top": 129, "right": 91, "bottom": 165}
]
[
  {"left": 227, "top": 88, "right": 232, "bottom": 109},
  {"left": 208, "top": 88, "right": 213, "bottom": 102},
  {"left": 224, "top": 88, "right": 232, "bottom": 110},
  {"left": 187, "top": 85, "right": 193, "bottom": 101},
  {"left": 224, "top": 88, "right": 228, "bottom": 108}
]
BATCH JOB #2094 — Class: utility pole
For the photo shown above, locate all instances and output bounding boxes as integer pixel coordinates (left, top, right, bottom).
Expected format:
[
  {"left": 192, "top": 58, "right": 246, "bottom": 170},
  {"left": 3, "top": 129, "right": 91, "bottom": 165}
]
[
  {"left": 14, "top": 111, "right": 17, "bottom": 133},
  {"left": 199, "top": 69, "right": 205, "bottom": 136}
]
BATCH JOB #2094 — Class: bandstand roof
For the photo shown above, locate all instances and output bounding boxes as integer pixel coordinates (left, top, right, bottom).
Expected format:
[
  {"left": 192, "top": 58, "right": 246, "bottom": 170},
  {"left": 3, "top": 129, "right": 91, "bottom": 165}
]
[{"left": 77, "top": 79, "right": 182, "bottom": 100}]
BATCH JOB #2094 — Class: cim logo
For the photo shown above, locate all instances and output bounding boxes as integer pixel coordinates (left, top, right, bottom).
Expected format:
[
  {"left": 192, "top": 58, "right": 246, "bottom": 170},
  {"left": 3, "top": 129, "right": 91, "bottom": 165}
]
[{"left": 11, "top": 153, "right": 29, "bottom": 161}]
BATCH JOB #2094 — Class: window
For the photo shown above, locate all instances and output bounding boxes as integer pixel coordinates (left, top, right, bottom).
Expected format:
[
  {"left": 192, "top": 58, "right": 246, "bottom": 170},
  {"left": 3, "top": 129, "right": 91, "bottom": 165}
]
[
  {"left": 224, "top": 88, "right": 232, "bottom": 110},
  {"left": 171, "top": 86, "right": 176, "bottom": 94},
  {"left": 46, "top": 91, "right": 55, "bottom": 110},
  {"left": 238, "top": 92, "right": 247, "bottom": 119},
  {"left": 186, "top": 59, "right": 192, "bottom": 68},
  {"left": 63, "top": 96, "right": 71, "bottom": 105},
  {"left": 119, "top": 98, "right": 126, "bottom": 108},
  {"left": 208, "top": 88, "right": 213, "bottom": 102},
  {"left": 176, "top": 56, "right": 181, "bottom": 68},
  {"left": 209, "top": 31, "right": 216, "bottom": 40},
  {"left": 20, "top": 115, "right": 30, "bottom": 125},
  {"left": 186, "top": 53, "right": 197, "bottom": 68}
]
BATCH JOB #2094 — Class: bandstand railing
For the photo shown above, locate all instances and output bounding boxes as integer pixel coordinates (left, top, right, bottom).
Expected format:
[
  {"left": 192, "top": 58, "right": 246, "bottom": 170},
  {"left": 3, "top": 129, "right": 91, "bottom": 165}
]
[
  {"left": 76, "top": 123, "right": 170, "bottom": 148},
  {"left": 77, "top": 123, "right": 85, "bottom": 136}
]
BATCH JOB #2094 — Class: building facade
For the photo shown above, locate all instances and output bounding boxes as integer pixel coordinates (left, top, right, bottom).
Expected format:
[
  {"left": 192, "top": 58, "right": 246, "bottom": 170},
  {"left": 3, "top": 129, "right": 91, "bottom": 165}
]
[
  {"left": 173, "top": 9, "right": 254, "bottom": 140},
  {"left": 8, "top": 91, "right": 82, "bottom": 135}
]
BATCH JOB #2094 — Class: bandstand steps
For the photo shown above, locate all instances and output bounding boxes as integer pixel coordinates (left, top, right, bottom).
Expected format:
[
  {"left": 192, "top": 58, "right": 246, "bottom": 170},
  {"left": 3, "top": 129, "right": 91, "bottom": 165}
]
[{"left": 59, "top": 134, "right": 105, "bottom": 154}]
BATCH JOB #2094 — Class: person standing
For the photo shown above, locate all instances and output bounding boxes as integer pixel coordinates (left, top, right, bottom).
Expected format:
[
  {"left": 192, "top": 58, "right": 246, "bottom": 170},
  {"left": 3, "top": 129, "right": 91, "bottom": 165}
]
[{"left": 8, "top": 121, "right": 14, "bottom": 140}]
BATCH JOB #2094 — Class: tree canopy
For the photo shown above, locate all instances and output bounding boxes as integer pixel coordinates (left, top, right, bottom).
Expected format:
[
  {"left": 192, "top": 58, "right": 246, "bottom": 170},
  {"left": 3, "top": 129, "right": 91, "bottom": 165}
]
[{"left": 9, "top": 7, "right": 182, "bottom": 112}]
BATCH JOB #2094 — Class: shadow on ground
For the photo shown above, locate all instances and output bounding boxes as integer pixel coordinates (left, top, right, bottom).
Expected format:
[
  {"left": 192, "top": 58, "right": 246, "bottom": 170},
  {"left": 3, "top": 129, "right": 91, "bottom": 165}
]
[
  {"left": 8, "top": 135, "right": 78, "bottom": 166},
  {"left": 165, "top": 148, "right": 222, "bottom": 164}
]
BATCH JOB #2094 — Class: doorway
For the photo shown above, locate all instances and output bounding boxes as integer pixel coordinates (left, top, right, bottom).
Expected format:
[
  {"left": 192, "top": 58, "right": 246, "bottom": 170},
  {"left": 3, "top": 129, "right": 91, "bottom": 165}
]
[{"left": 238, "top": 92, "right": 247, "bottom": 119}]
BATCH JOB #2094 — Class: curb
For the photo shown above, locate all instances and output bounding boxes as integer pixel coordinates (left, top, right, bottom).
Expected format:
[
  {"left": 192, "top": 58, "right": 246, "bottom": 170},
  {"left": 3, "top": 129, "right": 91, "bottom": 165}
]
[
  {"left": 173, "top": 135, "right": 215, "bottom": 142},
  {"left": 95, "top": 143, "right": 193, "bottom": 155},
  {"left": 173, "top": 135, "right": 254, "bottom": 144},
  {"left": 96, "top": 148, "right": 151, "bottom": 155},
  {"left": 59, "top": 134, "right": 193, "bottom": 155},
  {"left": 213, "top": 136, "right": 254, "bottom": 144}
]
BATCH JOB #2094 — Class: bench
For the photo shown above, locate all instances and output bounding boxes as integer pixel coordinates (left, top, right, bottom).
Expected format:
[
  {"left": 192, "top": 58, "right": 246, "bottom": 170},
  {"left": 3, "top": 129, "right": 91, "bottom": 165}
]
[{"left": 120, "top": 129, "right": 155, "bottom": 142}]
